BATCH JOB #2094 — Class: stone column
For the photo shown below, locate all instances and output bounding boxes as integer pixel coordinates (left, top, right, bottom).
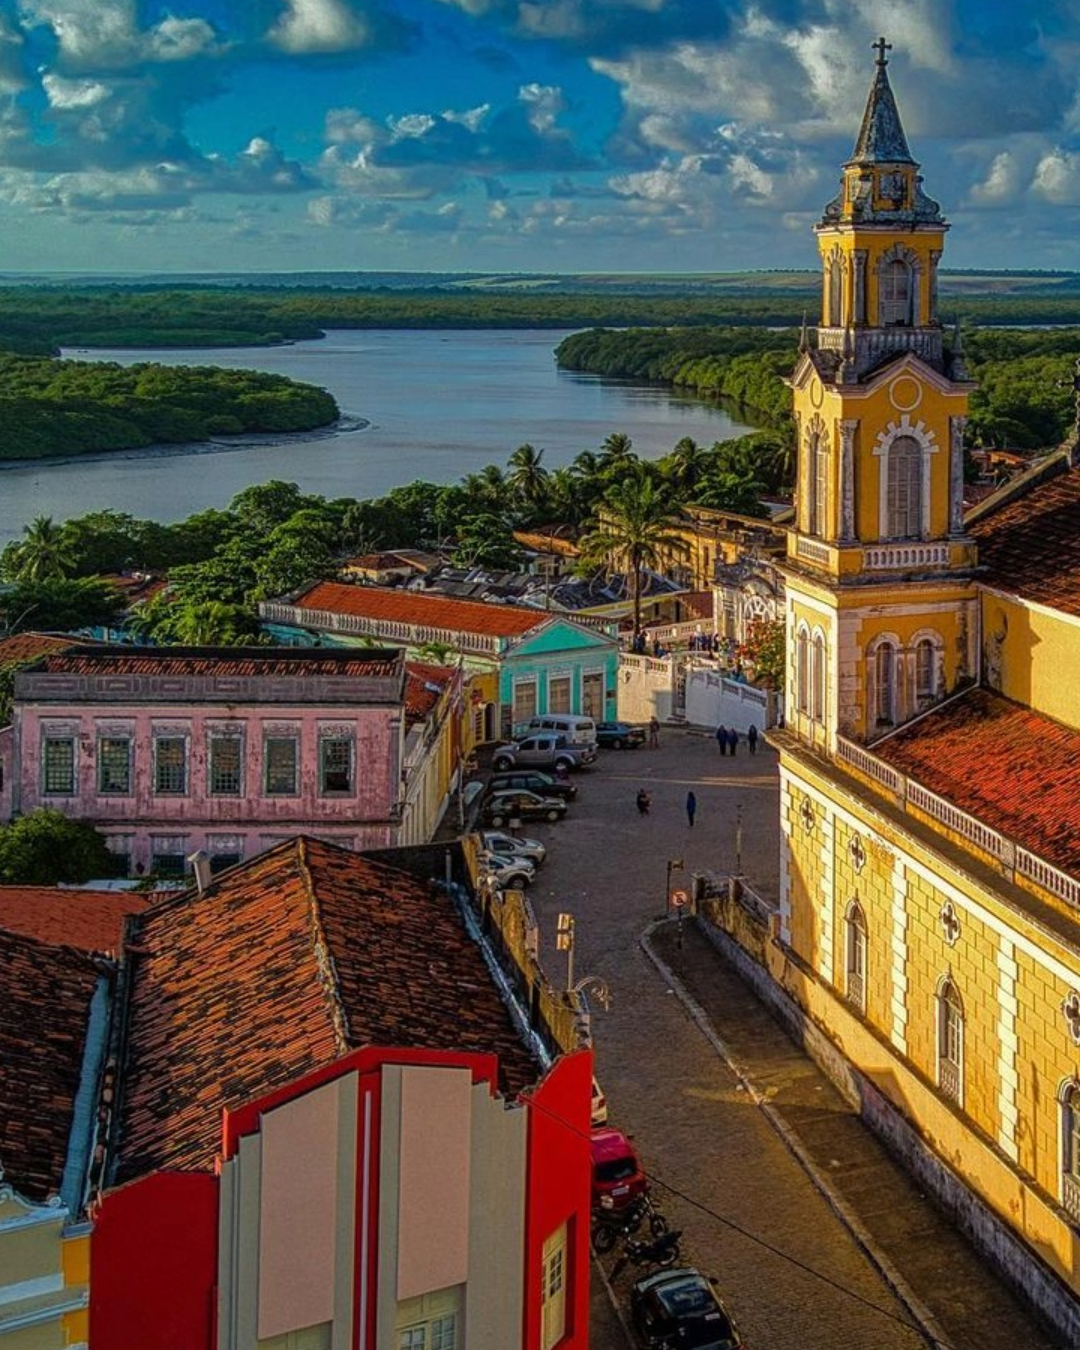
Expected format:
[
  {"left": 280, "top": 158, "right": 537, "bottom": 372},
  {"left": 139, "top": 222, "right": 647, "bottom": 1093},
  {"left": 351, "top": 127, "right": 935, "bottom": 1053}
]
[
  {"left": 839, "top": 419, "right": 858, "bottom": 542},
  {"left": 854, "top": 251, "right": 868, "bottom": 325},
  {"left": 949, "top": 416, "right": 966, "bottom": 535},
  {"left": 929, "top": 250, "right": 942, "bottom": 324}
]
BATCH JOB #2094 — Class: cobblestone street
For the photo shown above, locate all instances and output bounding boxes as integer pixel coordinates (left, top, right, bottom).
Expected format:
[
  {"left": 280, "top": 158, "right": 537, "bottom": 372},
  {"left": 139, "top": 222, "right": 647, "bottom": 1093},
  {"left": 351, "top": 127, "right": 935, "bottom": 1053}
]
[{"left": 512, "top": 727, "right": 1061, "bottom": 1350}]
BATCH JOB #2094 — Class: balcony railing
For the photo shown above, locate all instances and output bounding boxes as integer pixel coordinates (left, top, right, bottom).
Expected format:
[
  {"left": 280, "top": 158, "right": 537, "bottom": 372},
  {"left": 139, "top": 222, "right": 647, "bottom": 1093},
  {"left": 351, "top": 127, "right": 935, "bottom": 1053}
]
[
  {"left": 845, "top": 971, "right": 866, "bottom": 1013},
  {"left": 938, "top": 1058, "right": 961, "bottom": 1103},
  {"left": 862, "top": 542, "right": 951, "bottom": 571},
  {"left": 1062, "top": 1173, "right": 1080, "bottom": 1224}
]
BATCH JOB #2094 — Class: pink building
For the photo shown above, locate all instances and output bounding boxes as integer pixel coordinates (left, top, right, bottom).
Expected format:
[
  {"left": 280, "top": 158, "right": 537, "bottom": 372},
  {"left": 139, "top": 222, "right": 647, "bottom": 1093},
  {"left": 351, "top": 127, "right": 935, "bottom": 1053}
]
[{"left": 7, "top": 646, "right": 409, "bottom": 877}]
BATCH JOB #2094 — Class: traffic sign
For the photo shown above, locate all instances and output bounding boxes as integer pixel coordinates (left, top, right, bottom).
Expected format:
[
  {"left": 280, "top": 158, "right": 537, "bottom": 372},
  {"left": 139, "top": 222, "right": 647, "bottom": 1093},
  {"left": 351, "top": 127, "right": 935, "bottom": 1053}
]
[{"left": 671, "top": 889, "right": 688, "bottom": 909}]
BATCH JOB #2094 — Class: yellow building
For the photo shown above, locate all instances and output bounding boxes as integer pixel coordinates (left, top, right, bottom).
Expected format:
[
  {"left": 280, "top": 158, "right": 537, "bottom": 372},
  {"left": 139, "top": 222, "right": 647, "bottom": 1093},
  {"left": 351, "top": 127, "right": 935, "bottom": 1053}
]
[{"left": 772, "top": 41, "right": 1080, "bottom": 1338}]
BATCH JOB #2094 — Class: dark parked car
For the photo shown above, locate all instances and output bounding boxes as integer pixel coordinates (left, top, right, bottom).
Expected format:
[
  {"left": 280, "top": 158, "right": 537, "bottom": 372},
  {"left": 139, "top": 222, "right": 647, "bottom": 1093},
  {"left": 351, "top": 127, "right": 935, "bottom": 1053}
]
[
  {"left": 595, "top": 720, "right": 647, "bottom": 749},
  {"left": 486, "top": 769, "right": 577, "bottom": 801},
  {"left": 481, "top": 790, "right": 568, "bottom": 827},
  {"left": 630, "top": 1268, "right": 743, "bottom": 1349}
]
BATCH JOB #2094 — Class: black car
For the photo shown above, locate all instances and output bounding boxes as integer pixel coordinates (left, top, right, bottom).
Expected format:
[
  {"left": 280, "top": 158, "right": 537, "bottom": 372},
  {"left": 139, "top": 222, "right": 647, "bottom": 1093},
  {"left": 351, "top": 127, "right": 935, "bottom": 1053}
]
[
  {"left": 630, "top": 1268, "right": 743, "bottom": 1350},
  {"left": 595, "top": 720, "right": 647, "bottom": 749},
  {"left": 486, "top": 769, "right": 578, "bottom": 801},
  {"left": 481, "top": 790, "right": 568, "bottom": 827}
]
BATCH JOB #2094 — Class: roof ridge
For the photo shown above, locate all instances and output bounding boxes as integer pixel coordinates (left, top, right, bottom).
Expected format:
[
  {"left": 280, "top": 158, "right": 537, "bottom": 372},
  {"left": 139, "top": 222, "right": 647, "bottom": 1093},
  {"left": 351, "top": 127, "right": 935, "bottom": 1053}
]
[
  {"left": 296, "top": 838, "right": 352, "bottom": 1057},
  {"left": 965, "top": 447, "right": 1073, "bottom": 528}
]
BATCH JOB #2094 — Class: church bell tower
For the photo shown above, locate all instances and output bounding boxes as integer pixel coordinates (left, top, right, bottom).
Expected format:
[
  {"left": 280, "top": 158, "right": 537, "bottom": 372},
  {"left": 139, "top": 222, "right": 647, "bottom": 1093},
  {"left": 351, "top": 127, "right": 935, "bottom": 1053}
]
[{"left": 783, "top": 39, "right": 979, "bottom": 750}]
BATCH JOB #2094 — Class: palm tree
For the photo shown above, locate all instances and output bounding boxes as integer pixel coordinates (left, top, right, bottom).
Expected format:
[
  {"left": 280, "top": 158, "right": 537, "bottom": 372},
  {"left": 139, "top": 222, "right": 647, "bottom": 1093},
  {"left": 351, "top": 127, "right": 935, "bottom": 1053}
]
[
  {"left": 664, "top": 437, "right": 710, "bottom": 496},
  {"left": 170, "top": 601, "right": 260, "bottom": 646},
  {"left": 460, "top": 464, "right": 508, "bottom": 510},
  {"left": 15, "top": 516, "right": 74, "bottom": 583},
  {"left": 506, "top": 443, "right": 549, "bottom": 508},
  {"left": 579, "top": 473, "right": 687, "bottom": 637},
  {"left": 598, "top": 432, "right": 636, "bottom": 471}
]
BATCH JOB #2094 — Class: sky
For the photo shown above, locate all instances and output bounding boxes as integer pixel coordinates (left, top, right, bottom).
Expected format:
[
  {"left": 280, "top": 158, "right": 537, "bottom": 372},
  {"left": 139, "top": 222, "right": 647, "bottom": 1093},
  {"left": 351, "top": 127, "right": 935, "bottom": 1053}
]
[{"left": 0, "top": 0, "right": 1077, "bottom": 274}]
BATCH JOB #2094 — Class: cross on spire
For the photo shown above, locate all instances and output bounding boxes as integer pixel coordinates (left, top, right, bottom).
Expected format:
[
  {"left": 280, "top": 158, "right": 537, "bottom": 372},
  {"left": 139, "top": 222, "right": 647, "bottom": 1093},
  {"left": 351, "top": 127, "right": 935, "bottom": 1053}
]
[{"left": 873, "top": 36, "right": 892, "bottom": 67}]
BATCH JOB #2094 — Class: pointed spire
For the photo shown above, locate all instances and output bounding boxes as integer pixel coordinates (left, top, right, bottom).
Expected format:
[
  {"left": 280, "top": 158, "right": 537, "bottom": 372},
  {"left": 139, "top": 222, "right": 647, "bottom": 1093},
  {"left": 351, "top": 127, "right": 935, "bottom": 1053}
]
[
  {"left": 838, "top": 326, "right": 857, "bottom": 384},
  {"left": 952, "top": 316, "right": 964, "bottom": 355},
  {"left": 851, "top": 37, "right": 914, "bottom": 164},
  {"left": 799, "top": 311, "right": 809, "bottom": 354},
  {"left": 951, "top": 317, "right": 969, "bottom": 380}
]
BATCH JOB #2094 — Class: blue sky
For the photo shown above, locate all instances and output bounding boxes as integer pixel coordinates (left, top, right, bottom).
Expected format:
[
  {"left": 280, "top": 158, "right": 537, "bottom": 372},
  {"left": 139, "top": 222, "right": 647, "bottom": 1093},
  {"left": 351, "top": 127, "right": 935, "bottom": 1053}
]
[{"left": 0, "top": 0, "right": 1076, "bottom": 273}]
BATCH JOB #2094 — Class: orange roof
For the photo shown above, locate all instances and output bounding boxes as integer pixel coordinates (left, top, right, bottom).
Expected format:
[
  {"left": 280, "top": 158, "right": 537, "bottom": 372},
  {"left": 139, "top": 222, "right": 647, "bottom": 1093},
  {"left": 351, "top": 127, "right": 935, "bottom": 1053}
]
[
  {"left": 115, "top": 839, "right": 537, "bottom": 1183},
  {"left": 404, "top": 661, "right": 455, "bottom": 725},
  {"left": 292, "top": 581, "right": 545, "bottom": 639},
  {"left": 0, "top": 631, "right": 80, "bottom": 668},
  {"left": 0, "top": 929, "right": 105, "bottom": 1202},
  {"left": 875, "top": 689, "right": 1080, "bottom": 876},
  {"left": 970, "top": 467, "right": 1080, "bottom": 618},
  {"left": 0, "top": 886, "right": 150, "bottom": 955},
  {"left": 36, "top": 645, "right": 401, "bottom": 679}
]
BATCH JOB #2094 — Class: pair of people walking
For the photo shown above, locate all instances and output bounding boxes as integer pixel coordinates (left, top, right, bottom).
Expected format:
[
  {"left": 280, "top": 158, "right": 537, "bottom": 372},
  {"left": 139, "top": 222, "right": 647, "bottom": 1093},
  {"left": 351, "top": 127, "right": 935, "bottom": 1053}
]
[{"left": 716, "top": 723, "right": 759, "bottom": 755}]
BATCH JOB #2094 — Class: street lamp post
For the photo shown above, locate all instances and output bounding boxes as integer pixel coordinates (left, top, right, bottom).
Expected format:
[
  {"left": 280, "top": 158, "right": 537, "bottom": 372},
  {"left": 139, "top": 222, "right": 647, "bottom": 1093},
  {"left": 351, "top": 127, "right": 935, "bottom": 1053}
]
[
  {"left": 569, "top": 974, "right": 611, "bottom": 1045},
  {"left": 556, "top": 912, "right": 576, "bottom": 991},
  {"left": 665, "top": 857, "right": 684, "bottom": 913}
]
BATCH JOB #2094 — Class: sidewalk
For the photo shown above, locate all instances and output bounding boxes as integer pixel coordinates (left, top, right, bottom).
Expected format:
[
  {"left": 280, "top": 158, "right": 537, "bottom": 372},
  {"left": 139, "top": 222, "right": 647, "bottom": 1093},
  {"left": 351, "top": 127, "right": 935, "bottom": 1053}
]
[{"left": 649, "top": 920, "right": 1064, "bottom": 1350}]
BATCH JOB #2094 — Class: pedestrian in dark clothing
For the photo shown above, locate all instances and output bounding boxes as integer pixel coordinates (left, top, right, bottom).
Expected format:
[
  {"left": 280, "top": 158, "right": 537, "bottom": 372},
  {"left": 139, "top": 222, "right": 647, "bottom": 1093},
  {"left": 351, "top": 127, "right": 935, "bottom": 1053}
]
[
  {"left": 727, "top": 727, "right": 739, "bottom": 756},
  {"left": 716, "top": 724, "right": 728, "bottom": 755},
  {"left": 747, "top": 724, "right": 759, "bottom": 754},
  {"left": 686, "top": 790, "right": 697, "bottom": 827}
]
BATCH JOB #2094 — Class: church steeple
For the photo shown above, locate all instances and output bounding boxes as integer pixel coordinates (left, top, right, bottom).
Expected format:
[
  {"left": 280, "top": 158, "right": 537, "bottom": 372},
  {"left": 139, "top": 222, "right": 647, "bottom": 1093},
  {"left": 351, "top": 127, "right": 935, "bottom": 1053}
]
[{"left": 851, "top": 39, "right": 914, "bottom": 166}]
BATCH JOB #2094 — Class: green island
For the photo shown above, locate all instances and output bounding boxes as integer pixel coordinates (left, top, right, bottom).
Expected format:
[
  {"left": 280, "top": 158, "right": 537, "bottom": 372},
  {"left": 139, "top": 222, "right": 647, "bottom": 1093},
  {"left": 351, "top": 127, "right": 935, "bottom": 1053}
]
[{"left": 0, "top": 355, "right": 339, "bottom": 461}]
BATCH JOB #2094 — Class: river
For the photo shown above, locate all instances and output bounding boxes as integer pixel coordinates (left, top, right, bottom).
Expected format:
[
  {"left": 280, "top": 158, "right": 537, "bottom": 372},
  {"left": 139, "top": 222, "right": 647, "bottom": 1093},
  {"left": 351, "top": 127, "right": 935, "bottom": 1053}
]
[{"left": 0, "top": 328, "right": 753, "bottom": 545}]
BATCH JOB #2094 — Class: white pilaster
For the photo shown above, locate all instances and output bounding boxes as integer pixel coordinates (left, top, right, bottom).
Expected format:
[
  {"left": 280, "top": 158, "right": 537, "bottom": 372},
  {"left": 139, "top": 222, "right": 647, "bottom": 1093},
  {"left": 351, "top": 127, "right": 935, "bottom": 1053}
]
[
  {"left": 890, "top": 856, "right": 908, "bottom": 1053},
  {"left": 997, "top": 938, "right": 1019, "bottom": 1162},
  {"left": 949, "top": 416, "right": 966, "bottom": 536},
  {"left": 818, "top": 811, "right": 835, "bottom": 984},
  {"left": 778, "top": 776, "right": 793, "bottom": 945}
]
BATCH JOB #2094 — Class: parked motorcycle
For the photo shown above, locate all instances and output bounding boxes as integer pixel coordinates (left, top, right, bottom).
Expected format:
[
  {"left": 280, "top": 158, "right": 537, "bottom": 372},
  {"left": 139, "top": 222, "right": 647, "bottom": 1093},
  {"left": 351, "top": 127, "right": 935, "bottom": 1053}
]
[
  {"left": 591, "top": 1194, "right": 669, "bottom": 1253},
  {"left": 610, "top": 1228, "right": 683, "bottom": 1281}
]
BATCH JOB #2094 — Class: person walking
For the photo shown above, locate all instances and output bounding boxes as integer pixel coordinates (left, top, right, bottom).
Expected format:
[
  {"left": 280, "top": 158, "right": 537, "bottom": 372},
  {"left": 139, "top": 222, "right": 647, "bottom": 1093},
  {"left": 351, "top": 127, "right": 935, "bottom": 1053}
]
[
  {"left": 649, "top": 715, "right": 660, "bottom": 749},
  {"left": 727, "top": 726, "right": 739, "bottom": 756},
  {"left": 686, "top": 790, "right": 697, "bottom": 828},
  {"left": 747, "top": 723, "right": 759, "bottom": 755},
  {"left": 716, "top": 724, "right": 728, "bottom": 755}
]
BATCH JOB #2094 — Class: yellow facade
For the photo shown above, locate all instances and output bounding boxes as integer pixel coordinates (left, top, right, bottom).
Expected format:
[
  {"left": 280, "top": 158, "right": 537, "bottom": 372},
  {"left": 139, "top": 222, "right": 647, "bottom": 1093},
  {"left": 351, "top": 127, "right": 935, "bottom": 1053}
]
[
  {"left": 0, "top": 1191, "right": 89, "bottom": 1347},
  {"left": 767, "top": 45, "right": 1080, "bottom": 1331}
]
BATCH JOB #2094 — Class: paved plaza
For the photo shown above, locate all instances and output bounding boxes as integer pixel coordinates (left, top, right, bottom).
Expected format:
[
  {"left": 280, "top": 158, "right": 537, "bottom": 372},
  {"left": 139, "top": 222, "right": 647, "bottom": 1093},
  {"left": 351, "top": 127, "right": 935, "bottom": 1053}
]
[{"left": 510, "top": 727, "right": 1062, "bottom": 1350}]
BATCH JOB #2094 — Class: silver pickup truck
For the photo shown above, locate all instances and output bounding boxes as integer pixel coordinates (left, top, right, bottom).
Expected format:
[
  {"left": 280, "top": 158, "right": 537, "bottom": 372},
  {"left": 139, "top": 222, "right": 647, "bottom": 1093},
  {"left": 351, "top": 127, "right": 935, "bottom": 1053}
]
[{"left": 491, "top": 733, "right": 597, "bottom": 773}]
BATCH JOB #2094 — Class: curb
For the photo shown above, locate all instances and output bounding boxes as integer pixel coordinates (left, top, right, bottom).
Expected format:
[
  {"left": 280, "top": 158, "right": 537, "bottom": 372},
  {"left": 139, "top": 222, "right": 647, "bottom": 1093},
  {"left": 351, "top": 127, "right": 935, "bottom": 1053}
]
[
  {"left": 592, "top": 1256, "right": 636, "bottom": 1349},
  {"left": 640, "top": 917, "right": 949, "bottom": 1350}
]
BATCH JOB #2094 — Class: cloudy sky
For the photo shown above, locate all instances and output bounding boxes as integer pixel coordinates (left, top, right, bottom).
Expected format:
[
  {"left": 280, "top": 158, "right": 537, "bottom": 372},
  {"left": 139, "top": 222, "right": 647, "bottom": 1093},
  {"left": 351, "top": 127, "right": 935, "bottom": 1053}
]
[{"left": 0, "top": 0, "right": 1076, "bottom": 274}]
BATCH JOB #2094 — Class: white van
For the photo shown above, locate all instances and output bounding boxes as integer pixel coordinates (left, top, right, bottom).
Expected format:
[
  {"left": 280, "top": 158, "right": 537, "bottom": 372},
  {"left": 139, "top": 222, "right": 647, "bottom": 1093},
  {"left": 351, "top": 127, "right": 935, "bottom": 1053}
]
[{"left": 527, "top": 713, "right": 597, "bottom": 746}]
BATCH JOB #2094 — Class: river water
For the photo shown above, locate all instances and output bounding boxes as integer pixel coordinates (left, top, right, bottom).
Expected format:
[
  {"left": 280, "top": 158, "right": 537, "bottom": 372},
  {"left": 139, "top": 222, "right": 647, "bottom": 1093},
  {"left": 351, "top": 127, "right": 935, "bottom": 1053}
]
[{"left": 0, "top": 328, "right": 753, "bottom": 545}]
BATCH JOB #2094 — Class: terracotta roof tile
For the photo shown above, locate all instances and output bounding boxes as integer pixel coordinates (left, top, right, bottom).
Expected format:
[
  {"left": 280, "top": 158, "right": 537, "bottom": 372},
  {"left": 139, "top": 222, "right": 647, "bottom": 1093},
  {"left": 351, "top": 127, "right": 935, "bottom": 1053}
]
[
  {"left": 35, "top": 645, "right": 401, "bottom": 679},
  {"left": 0, "top": 929, "right": 105, "bottom": 1203},
  {"left": 970, "top": 468, "right": 1080, "bottom": 618},
  {"left": 404, "top": 661, "right": 455, "bottom": 725},
  {"left": 115, "top": 839, "right": 537, "bottom": 1183},
  {"left": 293, "top": 581, "right": 545, "bottom": 638},
  {"left": 875, "top": 689, "right": 1080, "bottom": 876},
  {"left": 0, "top": 632, "right": 81, "bottom": 669},
  {"left": 0, "top": 886, "right": 150, "bottom": 955}
]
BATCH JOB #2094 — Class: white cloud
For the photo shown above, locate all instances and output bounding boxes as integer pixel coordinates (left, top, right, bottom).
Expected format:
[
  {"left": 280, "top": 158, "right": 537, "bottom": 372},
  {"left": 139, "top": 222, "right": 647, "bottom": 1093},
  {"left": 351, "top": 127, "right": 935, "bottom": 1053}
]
[
  {"left": 41, "top": 72, "right": 110, "bottom": 109},
  {"left": 1032, "top": 149, "right": 1080, "bottom": 205},
  {"left": 268, "top": 0, "right": 370, "bottom": 54}
]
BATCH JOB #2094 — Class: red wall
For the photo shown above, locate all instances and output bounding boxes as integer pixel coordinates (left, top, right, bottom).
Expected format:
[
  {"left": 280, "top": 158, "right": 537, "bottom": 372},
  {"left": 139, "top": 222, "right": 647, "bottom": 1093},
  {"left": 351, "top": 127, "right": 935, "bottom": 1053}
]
[
  {"left": 522, "top": 1049, "right": 593, "bottom": 1350},
  {"left": 90, "top": 1171, "right": 219, "bottom": 1350}
]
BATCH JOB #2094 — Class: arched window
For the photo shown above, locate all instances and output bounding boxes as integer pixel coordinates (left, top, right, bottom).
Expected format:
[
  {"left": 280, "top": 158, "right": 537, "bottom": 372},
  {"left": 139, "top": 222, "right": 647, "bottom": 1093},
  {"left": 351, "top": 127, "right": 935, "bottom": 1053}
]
[
  {"left": 937, "top": 978, "right": 964, "bottom": 1105},
  {"left": 845, "top": 900, "right": 867, "bottom": 1012},
  {"left": 811, "top": 632, "right": 826, "bottom": 724},
  {"left": 828, "top": 256, "right": 843, "bottom": 327},
  {"left": 886, "top": 435, "right": 922, "bottom": 540},
  {"left": 874, "top": 642, "right": 897, "bottom": 725},
  {"left": 915, "top": 638, "right": 939, "bottom": 704},
  {"left": 796, "top": 626, "right": 810, "bottom": 715},
  {"left": 880, "top": 258, "right": 912, "bottom": 326},
  {"left": 1061, "top": 1082, "right": 1080, "bottom": 1221}
]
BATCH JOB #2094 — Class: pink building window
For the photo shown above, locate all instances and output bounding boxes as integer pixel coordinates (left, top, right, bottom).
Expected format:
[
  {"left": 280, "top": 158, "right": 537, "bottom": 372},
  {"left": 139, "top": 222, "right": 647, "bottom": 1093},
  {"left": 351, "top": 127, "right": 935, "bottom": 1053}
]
[
  {"left": 264, "top": 736, "right": 299, "bottom": 796},
  {"left": 98, "top": 737, "right": 132, "bottom": 796},
  {"left": 42, "top": 736, "right": 76, "bottom": 796},
  {"left": 209, "top": 734, "right": 242, "bottom": 796},
  {"left": 320, "top": 736, "right": 354, "bottom": 795},
  {"left": 154, "top": 737, "right": 188, "bottom": 795}
]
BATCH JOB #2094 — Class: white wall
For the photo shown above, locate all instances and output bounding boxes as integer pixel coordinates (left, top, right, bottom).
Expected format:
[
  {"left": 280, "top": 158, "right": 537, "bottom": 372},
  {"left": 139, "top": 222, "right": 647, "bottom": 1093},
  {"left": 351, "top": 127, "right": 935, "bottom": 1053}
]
[
  {"left": 684, "top": 664, "right": 773, "bottom": 735},
  {"left": 616, "top": 655, "right": 674, "bottom": 723}
]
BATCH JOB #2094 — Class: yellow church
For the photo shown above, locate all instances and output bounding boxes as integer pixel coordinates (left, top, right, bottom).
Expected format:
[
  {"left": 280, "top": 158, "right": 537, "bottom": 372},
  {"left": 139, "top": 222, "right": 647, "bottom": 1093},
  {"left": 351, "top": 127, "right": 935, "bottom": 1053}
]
[{"left": 773, "top": 40, "right": 1080, "bottom": 1337}]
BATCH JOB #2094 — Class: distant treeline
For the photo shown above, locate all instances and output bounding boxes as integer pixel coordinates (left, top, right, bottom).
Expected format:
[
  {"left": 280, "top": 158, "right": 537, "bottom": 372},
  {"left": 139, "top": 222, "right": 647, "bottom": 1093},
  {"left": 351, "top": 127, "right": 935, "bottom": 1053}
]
[
  {"left": 6, "top": 285, "right": 1080, "bottom": 353},
  {"left": 556, "top": 326, "right": 1080, "bottom": 450},
  {"left": 0, "top": 355, "right": 339, "bottom": 461}
]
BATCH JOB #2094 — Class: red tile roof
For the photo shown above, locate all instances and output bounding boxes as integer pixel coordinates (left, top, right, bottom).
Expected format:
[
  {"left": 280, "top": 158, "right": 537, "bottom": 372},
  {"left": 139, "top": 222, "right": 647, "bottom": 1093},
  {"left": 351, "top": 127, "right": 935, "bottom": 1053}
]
[
  {"left": 293, "top": 581, "right": 545, "bottom": 638},
  {"left": 0, "top": 632, "right": 80, "bottom": 669},
  {"left": 114, "top": 839, "right": 537, "bottom": 1183},
  {"left": 404, "top": 662, "right": 455, "bottom": 726},
  {"left": 0, "top": 886, "right": 150, "bottom": 955},
  {"left": 35, "top": 645, "right": 401, "bottom": 679},
  {"left": 0, "top": 929, "right": 105, "bottom": 1202},
  {"left": 970, "top": 466, "right": 1080, "bottom": 618},
  {"left": 875, "top": 689, "right": 1080, "bottom": 876}
]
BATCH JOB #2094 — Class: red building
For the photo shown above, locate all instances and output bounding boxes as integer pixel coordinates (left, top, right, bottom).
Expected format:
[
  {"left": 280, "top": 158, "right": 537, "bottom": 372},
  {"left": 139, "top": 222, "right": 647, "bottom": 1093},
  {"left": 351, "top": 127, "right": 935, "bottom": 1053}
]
[{"left": 85, "top": 839, "right": 591, "bottom": 1350}]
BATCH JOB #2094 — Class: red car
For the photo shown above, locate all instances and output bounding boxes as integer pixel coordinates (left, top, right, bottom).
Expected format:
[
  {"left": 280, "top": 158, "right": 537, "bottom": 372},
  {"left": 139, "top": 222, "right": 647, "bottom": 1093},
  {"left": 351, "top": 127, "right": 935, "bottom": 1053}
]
[{"left": 591, "top": 1127, "right": 648, "bottom": 1212}]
